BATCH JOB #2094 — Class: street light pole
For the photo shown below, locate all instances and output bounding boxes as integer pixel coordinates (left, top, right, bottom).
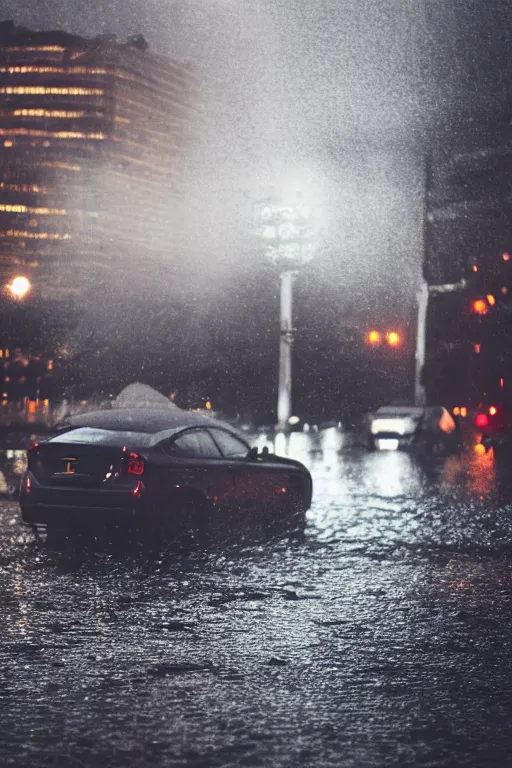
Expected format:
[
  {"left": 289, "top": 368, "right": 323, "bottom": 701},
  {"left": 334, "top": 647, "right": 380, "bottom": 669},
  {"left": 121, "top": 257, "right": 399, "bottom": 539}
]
[
  {"left": 253, "top": 194, "right": 316, "bottom": 431},
  {"left": 278, "top": 270, "right": 295, "bottom": 429}
]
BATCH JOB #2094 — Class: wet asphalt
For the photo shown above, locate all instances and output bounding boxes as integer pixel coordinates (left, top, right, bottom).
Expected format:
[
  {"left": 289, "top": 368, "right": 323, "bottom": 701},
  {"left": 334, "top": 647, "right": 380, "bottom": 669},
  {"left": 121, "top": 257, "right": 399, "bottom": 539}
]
[{"left": 2, "top": 430, "right": 512, "bottom": 767}]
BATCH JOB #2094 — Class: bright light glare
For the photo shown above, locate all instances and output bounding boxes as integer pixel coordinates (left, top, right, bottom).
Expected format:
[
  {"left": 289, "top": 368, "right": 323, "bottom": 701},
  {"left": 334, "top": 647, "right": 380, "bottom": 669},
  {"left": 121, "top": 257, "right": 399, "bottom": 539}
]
[
  {"left": 7, "top": 276, "right": 31, "bottom": 298},
  {"left": 386, "top": 331, "right": 401, "bottom": 347},
  {"left": 376, "top": 438, "right": 399, "bottom": 451},
  {"left": 472, "top": 299, "right": 488, "bottom": 315},
  {"left": 489, "top": 405, "right": 498, "bottom": 416},
  {"left": 371, "top": 417, "right": 416, "bottom": 436},
  {"left": 367, "top": 330, "right": 381, "bottom": 345}
]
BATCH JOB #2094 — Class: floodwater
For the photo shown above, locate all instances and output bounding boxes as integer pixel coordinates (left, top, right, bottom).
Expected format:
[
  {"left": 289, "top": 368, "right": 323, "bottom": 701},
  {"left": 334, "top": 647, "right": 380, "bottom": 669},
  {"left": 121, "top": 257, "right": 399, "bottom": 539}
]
[{"left": 1, "top": 430, "right": 512, "bottom": 767}]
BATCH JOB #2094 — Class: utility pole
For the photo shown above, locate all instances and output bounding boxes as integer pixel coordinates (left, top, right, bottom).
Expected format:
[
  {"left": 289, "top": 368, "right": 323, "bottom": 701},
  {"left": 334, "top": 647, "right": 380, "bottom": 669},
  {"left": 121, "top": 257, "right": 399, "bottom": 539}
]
[
  {"left": 414, "top": 279, "right": 466, "bottom": 406},
  {"left": 277, "top": 270, "right": 295, "bottom": 428},
  {"left": 253, "top": 194, "right": 316, "bottom": 431}
]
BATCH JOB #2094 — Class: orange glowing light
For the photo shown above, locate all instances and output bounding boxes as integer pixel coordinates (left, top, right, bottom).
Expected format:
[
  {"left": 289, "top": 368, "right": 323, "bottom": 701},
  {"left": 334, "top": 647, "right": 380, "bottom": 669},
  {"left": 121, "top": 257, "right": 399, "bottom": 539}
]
[
  {"left": 486, "top": 294, "right": 496, "bottom": 306},
  {"left": 453, "top": 407, "right": 460, "bottom": 416},
  {"left": 472, "top": 299, "right": 488, "bottom": 315},
  {"left": 460, "top": 407, "right": 468, "bottom": 418},
  {"left": 489, "top": 406, "right": 498, "bottom": 416},
  {"left": 501, "top": 378, "right": 505, "bottom": 389},
  {"left": 502, "top": 287, "right": 508, "bottom": 295},
  {"left": 474, "top": 443, "right": 486, "bottom": 456},
  {"left": 367, "top": 330, "right": 381, "bottom": 345},
  {"left": 472, "top": 265, "right": 478, "bottom": 272},
  {"left": 386, "top": 331, "right": 401, "bottom": 347},
  {"left": 503, "top": 253, "right": 511, "bottom": 262},
  {"left": 7, "top": 276, "right": 31, "bottom": 299},
  {"left": 474, "top": 344, "right": 481, "bottom": 354}
]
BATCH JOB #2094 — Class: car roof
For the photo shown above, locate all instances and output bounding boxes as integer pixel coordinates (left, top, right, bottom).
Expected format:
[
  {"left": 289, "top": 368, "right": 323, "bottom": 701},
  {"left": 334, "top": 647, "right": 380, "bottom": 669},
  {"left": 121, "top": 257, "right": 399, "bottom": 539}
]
[
  {"left": 375, "top": 406, "right": 425, "bottom": 417},
  {"left": 67, "top": 407, "right": 227, "bottom": 434}
]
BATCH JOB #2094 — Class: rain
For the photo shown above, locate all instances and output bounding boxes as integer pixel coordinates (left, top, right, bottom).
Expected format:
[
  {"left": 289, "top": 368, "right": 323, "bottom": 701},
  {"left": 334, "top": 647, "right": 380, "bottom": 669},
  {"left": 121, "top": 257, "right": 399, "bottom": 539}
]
[{"left": 2, "top": 1, "right": 512, "bottom": 766}]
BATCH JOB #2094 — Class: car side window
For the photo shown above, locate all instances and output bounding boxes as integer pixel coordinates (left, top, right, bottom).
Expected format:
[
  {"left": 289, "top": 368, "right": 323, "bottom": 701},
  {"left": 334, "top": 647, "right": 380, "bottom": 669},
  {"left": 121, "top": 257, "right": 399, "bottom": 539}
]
[
  {"left": 165, "top": 429, "right": 222, "bottom": 458},
  {"left": 209, "top": 429, "right": 249, "bottom": 458}
]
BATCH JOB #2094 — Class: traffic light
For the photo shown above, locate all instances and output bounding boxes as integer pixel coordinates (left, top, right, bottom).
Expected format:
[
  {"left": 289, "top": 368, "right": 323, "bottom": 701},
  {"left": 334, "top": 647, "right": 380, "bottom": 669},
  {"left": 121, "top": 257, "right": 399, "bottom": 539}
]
[
  {"left": 367, "top": 330, "right": 381, "bottom": 345},
  {"left": 365, "top": 330, "right": 402, "bottom": 347},
  {"left": 386, "top": 331, "right": 401, "bottom": 347}
]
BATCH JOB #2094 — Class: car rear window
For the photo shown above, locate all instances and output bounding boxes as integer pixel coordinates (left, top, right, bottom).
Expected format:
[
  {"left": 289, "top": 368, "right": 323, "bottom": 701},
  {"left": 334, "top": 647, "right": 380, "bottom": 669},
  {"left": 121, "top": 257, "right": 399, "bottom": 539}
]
[{"left": 49, "top": 428, "right": 153, "bottom": 447}]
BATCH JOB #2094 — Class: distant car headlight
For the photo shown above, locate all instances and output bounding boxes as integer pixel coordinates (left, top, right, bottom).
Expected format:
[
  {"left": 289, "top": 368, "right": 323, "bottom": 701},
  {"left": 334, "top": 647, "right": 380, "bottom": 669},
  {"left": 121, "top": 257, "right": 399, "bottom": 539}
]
[
  {"left": 376, "top": 438, "right": 400, "bottom": 451},
  {"left": 370, "top": 417, "right": 417, "bottom": 436}
]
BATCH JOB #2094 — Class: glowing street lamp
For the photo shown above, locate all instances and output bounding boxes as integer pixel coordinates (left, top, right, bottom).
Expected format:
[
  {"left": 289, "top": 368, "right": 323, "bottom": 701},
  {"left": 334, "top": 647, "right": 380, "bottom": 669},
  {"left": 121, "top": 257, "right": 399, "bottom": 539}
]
[
  {"left": 7, "top": 276, "right": 31, "bottom": 299},
  {"left": 254, "top": 193, "right": 316, "bottom": 430}
]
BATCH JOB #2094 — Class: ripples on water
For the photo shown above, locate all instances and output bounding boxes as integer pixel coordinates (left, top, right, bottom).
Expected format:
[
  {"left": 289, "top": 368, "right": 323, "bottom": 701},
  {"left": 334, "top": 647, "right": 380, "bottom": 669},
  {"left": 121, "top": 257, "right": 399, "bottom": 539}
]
[{"left": 2, "top": 431, "right": 512, "bottom": 767}]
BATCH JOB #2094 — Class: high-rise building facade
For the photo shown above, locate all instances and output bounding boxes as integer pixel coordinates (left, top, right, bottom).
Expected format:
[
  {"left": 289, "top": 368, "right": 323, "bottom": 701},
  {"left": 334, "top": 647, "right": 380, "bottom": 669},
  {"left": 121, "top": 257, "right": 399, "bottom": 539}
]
[
  {"left": 0, "top": 20, "right": 195, "bottom": 298},
  {"left": 423, "top": 121, "right": 512, "bottom": 406}
]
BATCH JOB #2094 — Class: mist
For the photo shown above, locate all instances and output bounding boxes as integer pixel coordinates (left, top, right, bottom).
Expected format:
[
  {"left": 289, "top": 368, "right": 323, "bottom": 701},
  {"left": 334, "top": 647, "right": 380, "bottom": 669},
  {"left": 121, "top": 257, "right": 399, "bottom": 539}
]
[{"left": 5, "top": 0, "right": 512, "bottom": 338}]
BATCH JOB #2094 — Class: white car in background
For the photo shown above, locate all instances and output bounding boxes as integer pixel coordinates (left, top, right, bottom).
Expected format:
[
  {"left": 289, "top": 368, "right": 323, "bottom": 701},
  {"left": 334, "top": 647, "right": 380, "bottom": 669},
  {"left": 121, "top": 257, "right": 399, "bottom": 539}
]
[{"left": 367, "top": 404, "right": 460, "bottom": 453}]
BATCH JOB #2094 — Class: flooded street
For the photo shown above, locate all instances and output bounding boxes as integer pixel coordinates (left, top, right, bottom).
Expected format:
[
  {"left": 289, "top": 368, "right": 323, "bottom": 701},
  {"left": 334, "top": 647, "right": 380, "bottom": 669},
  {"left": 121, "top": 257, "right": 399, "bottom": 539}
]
[{"left": 2, "top": 432, "right": 512, "bottom": 767}]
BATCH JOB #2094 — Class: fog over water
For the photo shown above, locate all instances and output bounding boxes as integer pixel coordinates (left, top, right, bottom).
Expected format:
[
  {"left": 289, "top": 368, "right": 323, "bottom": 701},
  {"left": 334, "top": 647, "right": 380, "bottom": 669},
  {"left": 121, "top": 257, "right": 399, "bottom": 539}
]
[{"left": 5, "top": 1, "right": 512, "bottom": 322}]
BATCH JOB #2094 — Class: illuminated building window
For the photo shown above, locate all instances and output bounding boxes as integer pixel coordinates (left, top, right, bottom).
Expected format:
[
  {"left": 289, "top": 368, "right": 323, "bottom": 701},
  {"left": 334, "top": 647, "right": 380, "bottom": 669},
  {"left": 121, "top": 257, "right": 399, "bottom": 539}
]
[
  {"left": 0, "top": 204, "right": 28, "bottom": 213},
  {"left": 36, "top": 161, "right": 81, "bottom": 171},
  {"left": 7, "top": 46, "right": 65, "bottom": 52},
  {"left": 0, "top": 231, "right": 71, "bottom": 240},
  {"left": 0, "top": 66, "right": 107, "bottom": 75},
  {"left": 68, "top": 67, "right": 107, "bottom": 75},
  {"left": 0, "top": 183, "right": 47, "bottom": 193},
  {"left": 13, "top": 109, "right": 87, "bottom": 119},
  {"left": 30, "top": 208, "right": 67, "bottom": 216},
  {"left": 3, "top": 140, "right": 13, "bottom": 147},
  {"left": 0, "top": 86, "right": 104, "bottom": 96},
  {"left": 0, "top": 128, "right": 105, "bottom": 140}
]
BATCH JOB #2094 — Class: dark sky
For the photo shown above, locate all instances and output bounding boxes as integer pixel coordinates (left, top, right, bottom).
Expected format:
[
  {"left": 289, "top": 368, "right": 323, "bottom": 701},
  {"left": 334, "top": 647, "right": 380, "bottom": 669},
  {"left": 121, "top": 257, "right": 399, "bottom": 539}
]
[{"left": 2, "top": 1, "right": 512, "bottom": 324}]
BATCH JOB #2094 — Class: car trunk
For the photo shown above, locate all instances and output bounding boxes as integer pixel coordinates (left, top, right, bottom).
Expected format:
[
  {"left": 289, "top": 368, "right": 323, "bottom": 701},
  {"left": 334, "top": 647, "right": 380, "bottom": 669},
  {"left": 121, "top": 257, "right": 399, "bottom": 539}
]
[{"left": 28, "top": 442, "right": 129, "bottom": 488}]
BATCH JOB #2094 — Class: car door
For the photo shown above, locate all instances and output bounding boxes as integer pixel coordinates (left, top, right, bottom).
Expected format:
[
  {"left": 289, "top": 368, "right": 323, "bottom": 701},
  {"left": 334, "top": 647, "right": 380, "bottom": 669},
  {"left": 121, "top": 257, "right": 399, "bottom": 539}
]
[
  {"left": 208, "top": 428, "right": 290, "bottom": 508},
  {"left": 159, "top": 428, "right": 237, "bottom": 505}
]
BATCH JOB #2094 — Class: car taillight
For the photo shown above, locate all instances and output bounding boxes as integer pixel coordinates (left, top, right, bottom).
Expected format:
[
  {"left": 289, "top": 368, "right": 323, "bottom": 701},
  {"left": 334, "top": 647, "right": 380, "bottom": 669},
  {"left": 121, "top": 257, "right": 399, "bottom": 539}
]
[
  {"left": 127, "top": 452, "right": 145, "bottom": 476},
  {"left": 475, "top": 413, "right": 489, "bottom": 428}
]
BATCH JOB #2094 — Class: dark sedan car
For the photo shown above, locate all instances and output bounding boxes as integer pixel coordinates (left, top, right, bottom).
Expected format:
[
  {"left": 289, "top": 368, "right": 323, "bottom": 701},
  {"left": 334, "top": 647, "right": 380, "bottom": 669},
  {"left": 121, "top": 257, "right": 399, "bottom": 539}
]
[{"left": 20, "top": 407, "right": 312, "bottom": 541}]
